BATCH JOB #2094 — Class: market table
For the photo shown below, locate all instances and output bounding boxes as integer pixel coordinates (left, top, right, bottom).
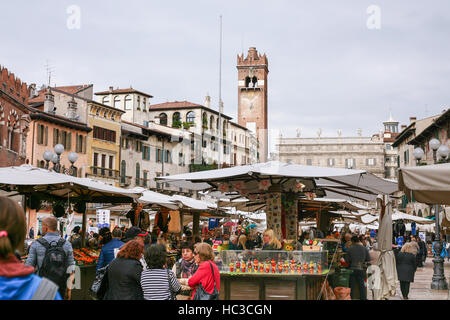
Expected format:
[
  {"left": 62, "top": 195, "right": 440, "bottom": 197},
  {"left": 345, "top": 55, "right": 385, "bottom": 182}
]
[
  {"left": 219, "top": 271, "right": 332, "bottom": 300},
  {"left": 70, "top": 264, "right": 97, "bottom": 300}
]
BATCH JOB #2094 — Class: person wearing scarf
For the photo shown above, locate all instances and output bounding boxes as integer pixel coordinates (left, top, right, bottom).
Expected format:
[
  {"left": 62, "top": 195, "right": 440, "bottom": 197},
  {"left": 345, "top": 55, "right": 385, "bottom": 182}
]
[{"left": 172, "top": 242, "right": 198, "bottom": 300}]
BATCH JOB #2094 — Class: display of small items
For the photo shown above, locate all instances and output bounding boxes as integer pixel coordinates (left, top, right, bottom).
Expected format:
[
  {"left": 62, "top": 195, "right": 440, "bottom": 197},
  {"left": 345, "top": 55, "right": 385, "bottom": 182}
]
[{"left": 227, "top": 258, "right": 322, "bottom": 275}]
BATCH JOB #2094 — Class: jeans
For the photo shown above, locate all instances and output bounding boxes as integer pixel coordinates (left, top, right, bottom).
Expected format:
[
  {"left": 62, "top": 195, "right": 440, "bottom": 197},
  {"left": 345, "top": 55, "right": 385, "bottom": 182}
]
[
  {"left": 400, "top": 281, "right": 410, "bottom": 298},
  {"left": 349, "top": 269, "right": 367, "bottom": 300}
]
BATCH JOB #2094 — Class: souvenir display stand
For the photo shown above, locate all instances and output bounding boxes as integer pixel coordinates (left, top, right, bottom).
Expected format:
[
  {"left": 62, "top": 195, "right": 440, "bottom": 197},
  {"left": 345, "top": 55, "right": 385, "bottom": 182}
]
[{"left": 217, "top": 250, "right": 331, "bottom": 300}]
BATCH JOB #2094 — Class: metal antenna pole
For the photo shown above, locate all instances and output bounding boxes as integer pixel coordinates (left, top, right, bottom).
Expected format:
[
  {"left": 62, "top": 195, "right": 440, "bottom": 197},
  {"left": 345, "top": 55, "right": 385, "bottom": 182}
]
[{"left": 218, "top": 15, "right": 223, "bottom": 169}]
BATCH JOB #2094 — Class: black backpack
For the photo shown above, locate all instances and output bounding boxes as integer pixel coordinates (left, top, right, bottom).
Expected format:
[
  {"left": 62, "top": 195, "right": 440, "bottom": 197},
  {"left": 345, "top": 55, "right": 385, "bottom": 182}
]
[{"left": 37, "top": 238, "right": 69, "bottom": 292}]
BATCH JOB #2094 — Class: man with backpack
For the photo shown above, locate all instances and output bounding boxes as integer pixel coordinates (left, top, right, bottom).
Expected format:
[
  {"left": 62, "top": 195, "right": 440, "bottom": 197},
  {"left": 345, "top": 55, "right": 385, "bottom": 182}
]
[{"left": 26, "top": 217, "right": 75, "bottom": 299}]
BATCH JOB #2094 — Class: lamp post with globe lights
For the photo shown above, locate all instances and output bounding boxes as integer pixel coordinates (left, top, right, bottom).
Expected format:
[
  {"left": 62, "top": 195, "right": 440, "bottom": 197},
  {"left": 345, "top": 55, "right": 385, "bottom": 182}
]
[
  {"left": 427, "top": 138, "right": 448, "bottom": 290},
  {"left": 42, "top": 144, "right": 78, "bottom": 177},
  {"left": 413, "top": 147, "right": 424, "bottom": 166}
]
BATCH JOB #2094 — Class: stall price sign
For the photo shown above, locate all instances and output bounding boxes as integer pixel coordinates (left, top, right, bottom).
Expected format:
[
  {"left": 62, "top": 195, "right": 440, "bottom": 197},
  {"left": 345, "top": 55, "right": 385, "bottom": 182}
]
[
  {"left": 96, "top": 209, "right": 110, "bottom": 228},
  {"left": 419, "top": 232, "right": 426, "bottom": 242}
]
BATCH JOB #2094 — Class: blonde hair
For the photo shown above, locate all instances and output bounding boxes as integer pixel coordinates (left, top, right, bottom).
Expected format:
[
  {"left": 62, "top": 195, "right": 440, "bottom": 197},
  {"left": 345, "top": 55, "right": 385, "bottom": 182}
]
[
  {"left": 401, "top": 242, "right": 416, "bottom": 254},
  {"left": 194, "top": 242, "right": 214, "bottom": 262},
  {"left": 263, "top": 229, "right": 282, "bottom": 249},
  {"left": 238, "top": 234, "right": 247, "bottom": 250}
]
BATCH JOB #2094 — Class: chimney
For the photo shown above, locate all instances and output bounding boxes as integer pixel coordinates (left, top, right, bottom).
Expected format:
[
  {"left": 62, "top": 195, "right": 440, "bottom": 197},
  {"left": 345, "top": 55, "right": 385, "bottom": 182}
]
[
  {"left": 66, "top": 95, "right": 79, "bottom": 121},
  {"left": 109, "top": 86, "right": 114, "bottom": 92},
  {"left": 44, "top": 87, "right": 55, "bottom": 114},
  {"left": 401, "top": 124, "right": 407, "bottom": 131},
  {"left": 409, "top": 117, "right": 416, "bottom": 123},
  {"left": 204, "top": 94, "right": 211, "bottom": 108}
]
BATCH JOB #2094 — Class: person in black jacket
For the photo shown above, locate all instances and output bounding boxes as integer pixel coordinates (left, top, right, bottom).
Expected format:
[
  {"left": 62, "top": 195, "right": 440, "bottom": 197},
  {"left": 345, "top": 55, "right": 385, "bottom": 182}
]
[
  {"left": 102, "top": 240, "right": 144, "bottom": 300},
  {"left": 416, "top": 236, "right": 426, "bottom": 267},
  {"left": 394, "top": 242, "right": 417, "bottom": 300}
]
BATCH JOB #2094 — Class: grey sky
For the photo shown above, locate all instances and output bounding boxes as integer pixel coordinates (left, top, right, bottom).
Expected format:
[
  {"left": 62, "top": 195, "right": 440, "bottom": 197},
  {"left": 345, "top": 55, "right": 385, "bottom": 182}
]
[{"left": 1, "top": 1, "right": 449, "bottom": 152}]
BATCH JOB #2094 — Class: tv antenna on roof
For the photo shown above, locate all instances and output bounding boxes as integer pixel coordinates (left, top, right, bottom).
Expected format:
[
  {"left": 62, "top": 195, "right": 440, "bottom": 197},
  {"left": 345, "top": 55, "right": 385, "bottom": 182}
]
[{"left": 45, "top": 60, "right": 55, "bottom": 87}]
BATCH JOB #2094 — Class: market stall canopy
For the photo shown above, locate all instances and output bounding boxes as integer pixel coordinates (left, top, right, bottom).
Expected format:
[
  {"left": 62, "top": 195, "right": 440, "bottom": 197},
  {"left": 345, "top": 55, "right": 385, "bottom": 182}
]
[
  {"left": 136, "top": 189, "right": 179, "bottom": 210},
  {"left": 398, "top": 163, "right": 450, "bottom": 205},
  {"left": 170, "top": 194, "right": 218, "bottom": 211},
  {"left": 391, "top": 210, "right": 434, "bottom": 224},
  {"left": 0, "top": 165, "right": 142, "bottom": 202},
  {"left": 157, "top": 161, "right": 397, "bottom": 202}
]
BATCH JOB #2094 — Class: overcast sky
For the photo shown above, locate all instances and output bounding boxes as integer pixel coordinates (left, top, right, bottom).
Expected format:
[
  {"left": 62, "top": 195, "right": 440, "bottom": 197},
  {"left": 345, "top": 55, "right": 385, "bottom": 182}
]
[{"left": 1, "top": 1, "right": 449, "bottom": 152}]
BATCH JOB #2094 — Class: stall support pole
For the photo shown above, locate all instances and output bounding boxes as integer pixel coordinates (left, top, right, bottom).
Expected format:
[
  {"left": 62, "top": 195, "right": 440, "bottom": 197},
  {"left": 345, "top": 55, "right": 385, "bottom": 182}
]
[
  {"left": 193, "top": 211, "right": 200, "bottom": 238},
  {"left": 179, "top": 210, "right": 184, "bottom": 236},
  {"left": 81, "top": 206, "right": 87, "bottom": 248}
]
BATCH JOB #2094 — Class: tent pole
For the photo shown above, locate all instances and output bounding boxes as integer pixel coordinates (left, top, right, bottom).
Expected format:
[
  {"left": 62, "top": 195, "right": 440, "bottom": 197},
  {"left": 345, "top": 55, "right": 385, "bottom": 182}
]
[{"left": 81, "top": 205, "right": 87, "bottom": 248}]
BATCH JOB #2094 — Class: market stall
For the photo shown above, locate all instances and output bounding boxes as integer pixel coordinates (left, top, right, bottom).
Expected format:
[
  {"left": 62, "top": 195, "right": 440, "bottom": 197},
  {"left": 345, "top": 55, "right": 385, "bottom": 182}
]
[{"left": 157, "top": 161, "right": 397, "bottom": 299}]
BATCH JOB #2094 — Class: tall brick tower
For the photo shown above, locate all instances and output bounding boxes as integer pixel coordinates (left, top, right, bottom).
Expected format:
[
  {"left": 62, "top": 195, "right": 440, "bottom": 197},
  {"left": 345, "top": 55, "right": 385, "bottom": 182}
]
[{"left": 237, "top": 47, "right": 268, "bottom": 162}]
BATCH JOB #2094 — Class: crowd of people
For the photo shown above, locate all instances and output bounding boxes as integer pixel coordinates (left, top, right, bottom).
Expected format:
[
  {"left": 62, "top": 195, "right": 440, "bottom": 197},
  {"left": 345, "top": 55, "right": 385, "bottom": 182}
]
[{"left": 1, "top": 194, "right": 448, "bottom": 301}]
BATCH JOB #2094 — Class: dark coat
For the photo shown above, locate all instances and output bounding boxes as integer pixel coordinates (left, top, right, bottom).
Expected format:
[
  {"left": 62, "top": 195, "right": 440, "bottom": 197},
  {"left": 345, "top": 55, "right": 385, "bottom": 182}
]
[
  {"left": 103, "top": 257, "right": 144, "bottom": 300},
  {"left": 394, "top": 249, "right": 417, "bottom": 282}
]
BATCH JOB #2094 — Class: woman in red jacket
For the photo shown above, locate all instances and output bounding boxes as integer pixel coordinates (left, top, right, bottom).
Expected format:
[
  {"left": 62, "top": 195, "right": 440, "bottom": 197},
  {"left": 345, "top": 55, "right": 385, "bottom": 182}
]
[{"left": 180, "top": 242, "right": 220, "bottom": 299}]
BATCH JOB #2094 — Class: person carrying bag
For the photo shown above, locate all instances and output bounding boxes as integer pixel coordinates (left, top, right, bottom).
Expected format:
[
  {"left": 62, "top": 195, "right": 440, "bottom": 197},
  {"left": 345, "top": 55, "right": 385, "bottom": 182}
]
[{"left": 181, "top": 243, "right": 220, "bottom": 300}]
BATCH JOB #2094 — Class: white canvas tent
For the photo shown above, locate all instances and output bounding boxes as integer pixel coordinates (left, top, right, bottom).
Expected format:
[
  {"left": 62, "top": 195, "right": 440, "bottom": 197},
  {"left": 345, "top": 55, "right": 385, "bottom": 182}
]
[
  {"left": 398, "top": 163, "right": 450, "bottom": 205},
  {"left": 157, "top": 161, "right": 398, "bottom": 202}
]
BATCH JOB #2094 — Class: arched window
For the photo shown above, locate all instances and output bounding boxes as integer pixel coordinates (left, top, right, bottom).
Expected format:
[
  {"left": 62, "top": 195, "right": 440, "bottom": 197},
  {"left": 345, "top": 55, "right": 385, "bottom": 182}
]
[
  {"left": 102, "top": 96, "right": 110, "bottom": 106},
  {"left": 137, "top": 96, "right": 140, "bottom": 109},
  {"left": 245, "top": 76, "right": 251, "bottom": 88},
  {"left": 172, "top": 112, "right": 181, "bottom": 128},
  {"left": 125, "top": 95, "right": 132, "bottom": 110},
  {"left": 186, "top": 111, "right": 195, "bottom": 123},
  {"left": 159, "top": 113, "right": 168, "bottom": 126},
  {"left": 223, "top": 120, "right": 227, "bottom": 137},
  {"left": 252, "top": 76, "right": 258, "bottom": 87},
  {"left": 114, "top": 96, "right": 121, "bottom": 109},
  {"left": 142, "top": 97, "right": 146, "bottom": 110},
  {"left": 210, "top": 115, "right": 215, "bottom": 130},
  {"left": 202, "top": 112, "right": 208, "bottom": 129}
]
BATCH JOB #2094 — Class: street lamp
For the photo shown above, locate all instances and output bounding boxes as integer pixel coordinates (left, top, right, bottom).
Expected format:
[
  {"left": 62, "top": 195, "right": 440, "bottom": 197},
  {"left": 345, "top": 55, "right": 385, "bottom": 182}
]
[
  {"left": 437, "top": 145, "right": 449, "bottom": 162},
  {"left": 413, "top": 147, "right": 424, "bottom": 166},
  {"left": 43, "top": 144, "right": 78, "bottom": 177},
  {"left": 429, "top": 138, "right": 440, "bottom": 163},
  {"left": 428, "top": 138, "right": 448, "bottom": 290}
]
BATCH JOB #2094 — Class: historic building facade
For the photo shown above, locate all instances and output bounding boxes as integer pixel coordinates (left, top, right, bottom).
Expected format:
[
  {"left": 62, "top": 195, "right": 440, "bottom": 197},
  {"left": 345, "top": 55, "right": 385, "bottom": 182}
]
[
  {"left": 276, "top": 133, "right": 386, "bottom": 177},
  {"left": 237, "top": 47, "right": 268, "bottom": 162},
  {"left": 0, "top": 65, "right": 32, "bottom": 167}
]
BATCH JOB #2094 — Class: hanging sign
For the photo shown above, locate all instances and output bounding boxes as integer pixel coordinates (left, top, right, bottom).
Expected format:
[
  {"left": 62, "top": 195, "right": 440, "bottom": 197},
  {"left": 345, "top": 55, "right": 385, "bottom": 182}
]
[{"left": 96, "top": 209, "right": 110, "bottom": 228}]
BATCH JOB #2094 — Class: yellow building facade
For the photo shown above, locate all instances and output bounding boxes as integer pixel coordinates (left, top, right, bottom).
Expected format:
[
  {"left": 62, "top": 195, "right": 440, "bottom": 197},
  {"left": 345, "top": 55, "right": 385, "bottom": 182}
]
[{"left": 86, "top": 101, "right": 125, "bottom": 186}]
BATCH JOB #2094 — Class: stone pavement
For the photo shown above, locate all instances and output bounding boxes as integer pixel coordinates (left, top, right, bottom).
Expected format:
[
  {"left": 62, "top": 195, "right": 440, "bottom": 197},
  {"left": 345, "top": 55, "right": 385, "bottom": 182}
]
[{"left": 369, "top": 258, "right": 450, "bottom": 300}]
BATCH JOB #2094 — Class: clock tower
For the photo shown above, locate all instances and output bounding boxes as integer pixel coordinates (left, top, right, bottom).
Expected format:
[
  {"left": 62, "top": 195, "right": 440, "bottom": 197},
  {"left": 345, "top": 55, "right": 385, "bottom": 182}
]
[{"left": 237, "top": 47, "right": 268, "bottom": 162}]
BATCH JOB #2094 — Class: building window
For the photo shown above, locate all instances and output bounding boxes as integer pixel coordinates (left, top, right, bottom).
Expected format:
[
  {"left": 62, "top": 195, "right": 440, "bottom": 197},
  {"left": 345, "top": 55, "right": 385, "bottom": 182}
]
[
  {"left": 136, "top": 163, "right": 140, "bottom": 185},
  {"left": 404, "top": 150, "right": 409, "bottom": 165},
  {"left": 142, "top": 97, "right": 146, "bottom": 111},
  {"left": 327, "top": 158, "right": 335, "bottom": 166},
  {"left": 367, "top": 158, "right": 376, "bottom": 166},
  {"left": 186, "top": 111, "right": 195, "bottom": 124},
  {"left": 93, "top": 126, "right": 116, "bottom": 143},
  {"left": 102, "top": 97, "right": 110, "bottom": 106},
  {"left": 345, "top": 158, "right": 355, "bottom": 169},
  {"left": 114, "top": 96, "right": 121, "bottom": 109},
  {"left": 142, "top": 145, "right": 150, "bottom": 161},
  {"left": 386, "top": 144, "right": 392, "bottom": 150},
  {"left": 159, "top": 113, "right": 168, "bottom": 126},
  {"left": 125, "top": 95, "right": 132, "bottom": 110},
  {"left": 120, "top": 160, "right": 126, "bottom": 184},
  {"left": 210, "top": 115, "right": 215, "bottom": 130},
  {"left": 109, "top": 156, "right": 114, "bottom": 177},
  {"left": 172, "top": 112, "right": 181, "bottom": 128},
  {"left": 143, "top": 171, "right": 148, "bottom": 187},
  {"left": 137, "top": 96, "right": 140, "bottom": 109},
  {"left": 306, "top": 159, "right": 312, "bottom": 166}
]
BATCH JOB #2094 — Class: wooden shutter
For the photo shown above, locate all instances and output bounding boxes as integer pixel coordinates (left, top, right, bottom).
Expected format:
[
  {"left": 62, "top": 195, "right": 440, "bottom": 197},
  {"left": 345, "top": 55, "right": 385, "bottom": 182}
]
[
  {"left": 67, "top": 132, "right": 72, "bottom": 151},
  {"left": 44, "top": 126, "right": 48, "bottom": 146},
  {"left": 83, "top": 136, "right": 87, "bottom": 154},
  {"left": 37, "top": 124, "right": 42, "bottom": 145}
]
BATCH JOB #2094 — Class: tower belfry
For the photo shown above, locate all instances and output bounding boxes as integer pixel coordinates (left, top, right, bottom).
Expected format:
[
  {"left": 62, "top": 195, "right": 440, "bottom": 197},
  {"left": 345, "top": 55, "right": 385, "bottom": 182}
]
[{"left": 237, "top": 47, "right": 269, "bottom": 162}]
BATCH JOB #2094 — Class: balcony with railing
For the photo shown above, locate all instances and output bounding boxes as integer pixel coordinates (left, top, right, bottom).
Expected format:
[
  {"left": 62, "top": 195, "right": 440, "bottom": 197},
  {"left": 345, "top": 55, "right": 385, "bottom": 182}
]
[
  {"left": 88, "top": 166, "right": 120, "bottom": 180},
  {"left": 119, "top": 175, "right": 132, "bottom": 186},
  {"left": 135, "top": 177, "right": 149, "bottom": 188}
]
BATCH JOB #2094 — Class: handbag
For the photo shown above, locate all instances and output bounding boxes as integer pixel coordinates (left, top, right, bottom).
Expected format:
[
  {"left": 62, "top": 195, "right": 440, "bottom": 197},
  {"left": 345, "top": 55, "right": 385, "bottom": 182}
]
[
  {"left": 90, "top": 265, "right": 108, "bottom": 299},
  {"left": 193, "top": 262, "right": 219, "bottom": 300},
  {"left": 166, "top": 269, "right": 177, "bottom": 300}
]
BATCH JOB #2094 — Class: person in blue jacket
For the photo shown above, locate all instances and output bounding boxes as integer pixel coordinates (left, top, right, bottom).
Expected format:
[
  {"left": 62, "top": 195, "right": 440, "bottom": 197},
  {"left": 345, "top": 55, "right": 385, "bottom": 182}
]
[
  {"left": 0, "top": 196, "right": 61, "bottom": 300},
  {"left": 96, "top": 227, "right": 124, "bottom": 272}
]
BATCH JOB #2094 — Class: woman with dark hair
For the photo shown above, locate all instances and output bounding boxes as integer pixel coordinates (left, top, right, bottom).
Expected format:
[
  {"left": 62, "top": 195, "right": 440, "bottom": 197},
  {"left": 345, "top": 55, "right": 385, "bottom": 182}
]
[
  {"left": 0, "top": 196, "right": 61, "bottom": 300},
  {"left": 172, "top": 242, "right": 198, "bottom": 300},
  {"left": 140, "top": 244, "right": 181, "bottom": 300},
  {"left": 179, "top": 242, "right": 220, "bottom": 300},
  {"left": 101, "top": 240, "right": 144, "bottom": 300}
]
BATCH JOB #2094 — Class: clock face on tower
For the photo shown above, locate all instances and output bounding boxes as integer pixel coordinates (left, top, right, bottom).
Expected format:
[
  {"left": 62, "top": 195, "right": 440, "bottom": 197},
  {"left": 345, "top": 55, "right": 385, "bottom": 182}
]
[{"left": 240, "top": 91, "right": 259, "bottom": 113}]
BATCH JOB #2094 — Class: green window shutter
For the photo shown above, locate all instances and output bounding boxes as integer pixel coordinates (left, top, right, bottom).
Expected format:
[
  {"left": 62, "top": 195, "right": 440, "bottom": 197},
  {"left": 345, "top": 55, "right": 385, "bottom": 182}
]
[
  {"left": 147, "top": 146, "right": 151, "bottom": 161},
  {"left": 76, "top": 134, "right": 79, "bottom": 152},
  {"left": 142, "top": 147, "right": 146, "bottom": 160}
]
